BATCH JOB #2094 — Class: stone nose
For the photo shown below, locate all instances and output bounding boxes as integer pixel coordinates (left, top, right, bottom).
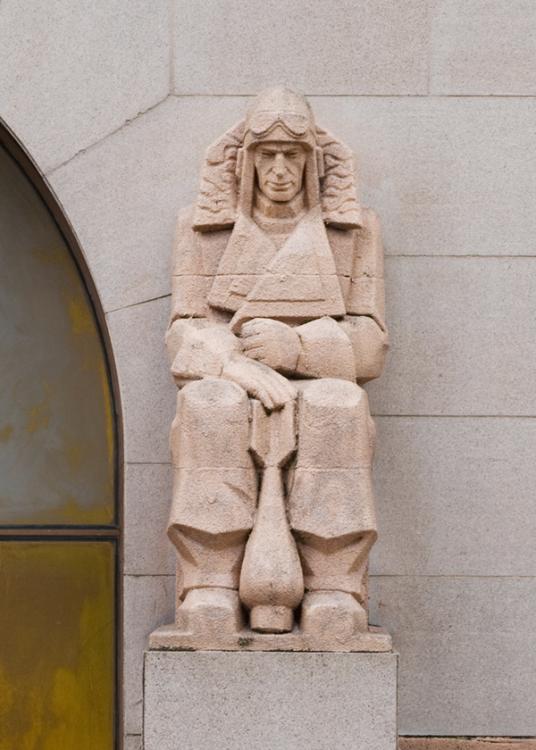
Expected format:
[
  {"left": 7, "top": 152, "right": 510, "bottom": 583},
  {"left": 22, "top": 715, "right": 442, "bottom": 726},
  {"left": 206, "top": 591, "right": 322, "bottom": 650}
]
[{"left": 272, "top": 152, "right": 288, "bottom": 178}]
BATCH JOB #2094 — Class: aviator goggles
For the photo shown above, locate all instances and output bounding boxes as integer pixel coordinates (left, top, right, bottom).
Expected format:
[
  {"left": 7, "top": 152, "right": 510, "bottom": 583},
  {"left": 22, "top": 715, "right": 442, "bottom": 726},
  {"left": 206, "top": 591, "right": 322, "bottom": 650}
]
[{"left": 248, "top": 111, "right": 312, "bottom": 138}]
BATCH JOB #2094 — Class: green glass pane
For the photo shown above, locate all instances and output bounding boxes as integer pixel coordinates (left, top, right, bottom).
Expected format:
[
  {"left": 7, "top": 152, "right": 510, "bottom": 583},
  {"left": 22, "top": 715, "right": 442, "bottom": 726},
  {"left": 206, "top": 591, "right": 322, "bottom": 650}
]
[
  {"left": 0, "top": 145, "right": 115, "bottom": 525},
  {"left": 0, "top": 540, "right": 115, "bottom": 749}
]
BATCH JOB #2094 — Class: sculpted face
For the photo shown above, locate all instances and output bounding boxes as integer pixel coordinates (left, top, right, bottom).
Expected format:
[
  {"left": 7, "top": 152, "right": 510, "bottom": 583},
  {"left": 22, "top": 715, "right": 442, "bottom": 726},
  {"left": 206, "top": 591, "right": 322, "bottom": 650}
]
[{"left": 254, "top": 142, "right": 307, "bottom": 203}]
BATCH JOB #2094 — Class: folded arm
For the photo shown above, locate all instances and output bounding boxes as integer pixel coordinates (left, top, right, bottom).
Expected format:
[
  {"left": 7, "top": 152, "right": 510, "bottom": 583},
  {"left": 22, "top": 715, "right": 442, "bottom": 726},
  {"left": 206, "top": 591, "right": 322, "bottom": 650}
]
[
  {"left": 166, "top": 318, "right": 296, "bottom": 410},
  {"left": 239, "top": 314, "right": 388, "bottom": 384}
]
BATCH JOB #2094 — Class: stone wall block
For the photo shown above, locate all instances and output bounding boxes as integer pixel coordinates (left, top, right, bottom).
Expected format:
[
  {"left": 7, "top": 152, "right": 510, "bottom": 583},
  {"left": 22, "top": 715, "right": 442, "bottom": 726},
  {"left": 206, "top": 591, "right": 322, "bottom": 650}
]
[
  {"left": 369, "top": 576, "right": 536, "bottom": 736},
  {"left": 124, "top": 575, "right": 175, "bottom": 735},
  {"left": 172, "top": 0, "right": 429, "bottom": 95},
  {"left": 107, "top": 297, "right": 176, "bottom": 464},
  {"left": 370, "top": 417, "right": 536, "bottom": 577},
  {"left": 124, "top": 463, "right": 175, "bottom": 575},
  {"left": 366, "top": 257, "right": 536, "bottom": 416},
  {"left": 311, "top": 97, "right": 536, "bottom": 258},
  {"left": 0, "top": 0, "right": 169, "bottom": 172},
  {"left": 430, "top": 0, "right": 536, "bottom": 95},
  {"left": 49, "top": 97, "right": 246, "bottom": 312}
]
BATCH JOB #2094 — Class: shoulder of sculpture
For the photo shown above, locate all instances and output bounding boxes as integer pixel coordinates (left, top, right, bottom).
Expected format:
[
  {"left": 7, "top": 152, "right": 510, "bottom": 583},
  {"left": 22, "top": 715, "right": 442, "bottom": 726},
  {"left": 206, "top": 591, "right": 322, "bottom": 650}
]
[
  {"left": 173, "top": 203, "right": 232, "bottom": 277},
  {"left": 176, "top": 204, "right": 233, "bottom": 243},
  {"left": 352, "top": 207, "right": 383, "bottom": 253},
  {"left": 359, "top": 206, "right": 382, "bottom": 233},
  {"left": 325, "top": 208, "right": 383, "bottom": 263},
  {"left": 175, "top": 204, "right": 196, "bottom": 238}
]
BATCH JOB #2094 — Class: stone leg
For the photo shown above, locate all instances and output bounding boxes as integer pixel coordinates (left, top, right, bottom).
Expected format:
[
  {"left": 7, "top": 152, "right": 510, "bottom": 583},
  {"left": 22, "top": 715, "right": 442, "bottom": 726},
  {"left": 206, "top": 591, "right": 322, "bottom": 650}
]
[
  {"left": 288, "top": 378, "right": 378, "bottom": 640},
  {"left": 168, "top": 378, "right": 257, "bottom": 634}
]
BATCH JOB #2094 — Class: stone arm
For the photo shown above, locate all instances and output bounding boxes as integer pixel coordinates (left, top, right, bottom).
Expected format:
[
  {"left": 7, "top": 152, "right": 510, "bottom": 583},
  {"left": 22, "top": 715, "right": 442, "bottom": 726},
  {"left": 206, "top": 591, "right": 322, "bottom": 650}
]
[
  {"left": 342, "top": 207, "right": 388, "bottom": 384},
  {"left": 166, "top": 209, "right": 296, "bottom": 410},
  {"left": 292, "top": 313, "right": 388, "bottom": 384},
  {"left": 166, "top": 207, "right": 228, "bottom": 380},
  {"left": 166, "top": 317, "right": 238, "bottom": 384}
]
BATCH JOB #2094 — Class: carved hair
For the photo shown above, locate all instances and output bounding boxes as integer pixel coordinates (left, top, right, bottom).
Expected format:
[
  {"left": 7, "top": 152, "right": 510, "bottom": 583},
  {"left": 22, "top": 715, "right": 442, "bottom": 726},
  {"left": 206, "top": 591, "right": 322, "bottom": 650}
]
[{"left": 192, "top": 120, "right": 362, "bottom": 232}]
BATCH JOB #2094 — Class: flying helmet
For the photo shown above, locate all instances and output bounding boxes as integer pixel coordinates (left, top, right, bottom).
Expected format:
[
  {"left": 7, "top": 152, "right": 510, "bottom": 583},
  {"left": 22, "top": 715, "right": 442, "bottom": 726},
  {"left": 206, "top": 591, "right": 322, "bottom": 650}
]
[{"left": 236, "top": 86, "right": 324, "bottom": 213}]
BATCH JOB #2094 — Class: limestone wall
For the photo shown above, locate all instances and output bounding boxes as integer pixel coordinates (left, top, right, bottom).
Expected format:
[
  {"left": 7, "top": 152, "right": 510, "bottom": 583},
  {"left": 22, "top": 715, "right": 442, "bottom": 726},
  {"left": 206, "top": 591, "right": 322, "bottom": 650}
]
[{"left": 1, "top": 1, "right": 535, "bottom": 744}]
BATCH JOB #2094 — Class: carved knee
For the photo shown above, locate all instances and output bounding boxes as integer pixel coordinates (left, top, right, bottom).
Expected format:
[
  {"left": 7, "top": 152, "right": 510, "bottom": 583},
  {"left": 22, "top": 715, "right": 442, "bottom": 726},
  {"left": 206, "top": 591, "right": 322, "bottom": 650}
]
[
  {"left": 171, "top": 377, "right": 251, "bottom": 468},
  {"left": 302, "top": 377, "right": 364, "bottom": 407},
  {"left": 296, "top": 378, "right": 373, "bottom": 467},
  {"left": 181, "top": 377, "right": 246, "bottom": 406}
]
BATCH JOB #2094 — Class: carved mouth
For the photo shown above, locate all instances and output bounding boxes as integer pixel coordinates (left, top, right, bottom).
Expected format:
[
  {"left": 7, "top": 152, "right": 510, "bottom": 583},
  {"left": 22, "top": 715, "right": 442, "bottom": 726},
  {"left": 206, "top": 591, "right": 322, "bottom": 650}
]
[{"left": 268, "top": 182, "right": 292, "bottom": 190}]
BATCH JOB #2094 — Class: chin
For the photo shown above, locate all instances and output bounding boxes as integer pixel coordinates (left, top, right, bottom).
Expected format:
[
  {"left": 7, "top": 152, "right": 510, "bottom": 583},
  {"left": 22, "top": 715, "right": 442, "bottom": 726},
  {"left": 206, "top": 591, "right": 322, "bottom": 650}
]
[{"left": 266, "top": 190, "right": 295, "bottom": 203}]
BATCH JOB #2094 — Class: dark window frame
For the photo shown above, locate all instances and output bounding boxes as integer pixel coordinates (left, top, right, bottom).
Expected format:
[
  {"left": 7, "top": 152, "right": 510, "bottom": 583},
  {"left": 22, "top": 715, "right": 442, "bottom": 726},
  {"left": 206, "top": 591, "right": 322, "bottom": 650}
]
[{"left": 0, "top": 118, "right": 123, "bottom": 749}]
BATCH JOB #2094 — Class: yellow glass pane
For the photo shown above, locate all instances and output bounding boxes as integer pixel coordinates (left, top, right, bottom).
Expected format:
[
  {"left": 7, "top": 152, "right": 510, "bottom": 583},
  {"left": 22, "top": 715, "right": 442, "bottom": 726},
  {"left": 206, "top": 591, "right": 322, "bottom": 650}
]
[
  {"left": 0, "top": 541, "right": 116, "bottom": 749},
  {"left": 0, "top": 145, "right": 115, "bottom": 525}
]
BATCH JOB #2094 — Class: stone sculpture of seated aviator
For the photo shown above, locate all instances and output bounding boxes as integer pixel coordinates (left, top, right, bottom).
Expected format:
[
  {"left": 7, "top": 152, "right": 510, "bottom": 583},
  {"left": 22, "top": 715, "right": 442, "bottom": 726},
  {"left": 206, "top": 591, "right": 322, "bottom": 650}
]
[{"left": 161, "top": 87, "right": 389, "bottom": 650}]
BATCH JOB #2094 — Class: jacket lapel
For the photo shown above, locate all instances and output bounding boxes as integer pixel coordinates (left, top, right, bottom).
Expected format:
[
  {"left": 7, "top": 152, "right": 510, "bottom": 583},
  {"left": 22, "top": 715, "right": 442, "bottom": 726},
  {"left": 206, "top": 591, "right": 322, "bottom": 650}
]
[{"left": 207, "top": 206, "right": 346, "bottom": 330}]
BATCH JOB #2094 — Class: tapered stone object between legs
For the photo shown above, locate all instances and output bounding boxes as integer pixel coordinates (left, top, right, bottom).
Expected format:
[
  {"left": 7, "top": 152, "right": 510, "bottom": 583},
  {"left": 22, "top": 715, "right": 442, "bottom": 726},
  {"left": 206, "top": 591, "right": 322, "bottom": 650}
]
[{"left": 239, "top": 401, "right": 303, "bottom": 633}]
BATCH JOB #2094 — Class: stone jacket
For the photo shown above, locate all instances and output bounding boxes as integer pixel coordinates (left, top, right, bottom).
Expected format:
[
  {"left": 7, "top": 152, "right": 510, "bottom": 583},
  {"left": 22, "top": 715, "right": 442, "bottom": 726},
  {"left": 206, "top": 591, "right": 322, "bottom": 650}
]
[{"left": 167, "top": 204, "right": 388, "bottom": 385}]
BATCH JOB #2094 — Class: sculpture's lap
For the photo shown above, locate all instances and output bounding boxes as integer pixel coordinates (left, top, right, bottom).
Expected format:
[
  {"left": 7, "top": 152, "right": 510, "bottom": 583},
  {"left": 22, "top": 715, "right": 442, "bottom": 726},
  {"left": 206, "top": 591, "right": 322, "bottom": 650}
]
[{"left": 168, "top": 376, "right": 378, "bottom": 617}]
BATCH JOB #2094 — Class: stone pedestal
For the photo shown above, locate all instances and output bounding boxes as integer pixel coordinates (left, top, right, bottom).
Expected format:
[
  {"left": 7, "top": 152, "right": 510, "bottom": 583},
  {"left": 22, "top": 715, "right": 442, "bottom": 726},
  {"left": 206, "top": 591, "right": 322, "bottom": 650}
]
[{"left": 143, "top": 650, "right": 398, "bottom": 750}]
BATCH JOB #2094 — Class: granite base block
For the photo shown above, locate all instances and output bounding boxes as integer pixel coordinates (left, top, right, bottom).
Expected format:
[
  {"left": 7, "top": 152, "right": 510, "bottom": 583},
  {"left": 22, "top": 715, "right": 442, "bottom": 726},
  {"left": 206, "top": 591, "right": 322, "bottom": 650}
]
[{"left": 144, "top": 650, "right": 398, "bottom": 750}]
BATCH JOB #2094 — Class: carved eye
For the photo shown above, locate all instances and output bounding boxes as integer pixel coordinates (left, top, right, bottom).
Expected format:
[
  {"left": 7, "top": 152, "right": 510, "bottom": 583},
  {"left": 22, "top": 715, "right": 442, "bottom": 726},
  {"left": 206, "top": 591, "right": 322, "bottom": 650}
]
[{"left": 287, "top": 151, "right": 299, "bottom": 159}]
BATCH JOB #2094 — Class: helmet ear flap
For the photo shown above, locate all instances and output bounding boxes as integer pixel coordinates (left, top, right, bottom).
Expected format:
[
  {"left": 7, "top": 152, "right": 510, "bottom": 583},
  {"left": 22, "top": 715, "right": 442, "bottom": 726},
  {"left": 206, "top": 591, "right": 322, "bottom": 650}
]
[
  {"left": 235, "top": 147, "right": 244, "bottom": 180},
  {"left": 316, "top": 146, "right": 325, "bottom": 178}
]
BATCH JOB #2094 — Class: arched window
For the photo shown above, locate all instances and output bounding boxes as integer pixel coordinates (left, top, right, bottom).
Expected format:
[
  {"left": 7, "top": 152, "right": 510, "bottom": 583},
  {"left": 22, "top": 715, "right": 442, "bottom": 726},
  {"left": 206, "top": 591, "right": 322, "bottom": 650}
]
[{"left": 0, "top": 121, "right": 121, "bottom": 749}]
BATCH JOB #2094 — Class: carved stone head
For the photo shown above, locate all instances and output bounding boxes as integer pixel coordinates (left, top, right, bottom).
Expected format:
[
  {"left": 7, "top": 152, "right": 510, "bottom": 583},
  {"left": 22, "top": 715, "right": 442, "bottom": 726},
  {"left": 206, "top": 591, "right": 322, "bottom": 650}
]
[
  {"left": 193, "top": 86, "right": 362, "bottom": 232},
  {"left": 242, "top": 87, "right": 317, "bottom": 206}
]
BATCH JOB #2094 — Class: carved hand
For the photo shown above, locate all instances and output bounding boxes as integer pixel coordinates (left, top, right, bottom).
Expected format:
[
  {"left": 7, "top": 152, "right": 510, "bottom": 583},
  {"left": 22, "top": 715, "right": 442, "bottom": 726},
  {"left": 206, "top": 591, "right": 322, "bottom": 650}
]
[
  {"left": 239, "top": 318, "right": 301, "bottom": 374},
  {"left": 221, "top": 352, "right": 296, "bottom": 411}
]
